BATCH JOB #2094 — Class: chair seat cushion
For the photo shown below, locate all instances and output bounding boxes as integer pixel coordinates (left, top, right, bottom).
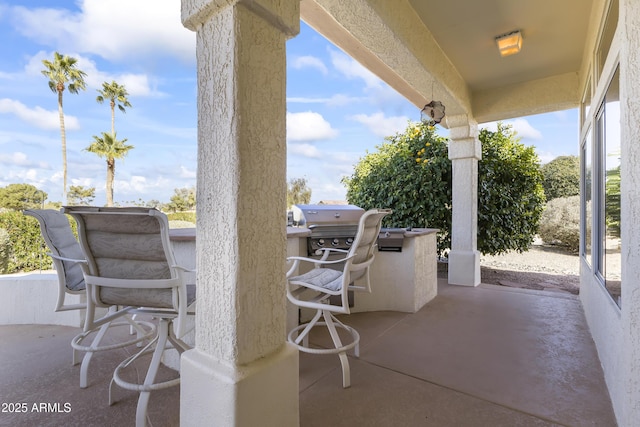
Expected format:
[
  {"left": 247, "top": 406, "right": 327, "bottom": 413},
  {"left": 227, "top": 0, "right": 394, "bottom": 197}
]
[
  {"left": 289, "top": 268, "right": 343, "bottom": 292},
  {"left": 100, "top": 284, "right": 196, "bottom": 309}
]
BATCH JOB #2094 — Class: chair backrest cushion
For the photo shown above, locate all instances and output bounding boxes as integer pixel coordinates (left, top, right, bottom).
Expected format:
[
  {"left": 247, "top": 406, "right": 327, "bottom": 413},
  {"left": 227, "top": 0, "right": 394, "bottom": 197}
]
[
  {"left": 349, "top": 209, "right": 392, "bottom": 281},
  {"left": 80, "top": 212, "right": 171, "bottom": 280},
  {"left": 66, "top": 207, "right": 178, "bottom": 309},
  {"left": 24, "top": 209, "right": 86, "bottom": 292}
]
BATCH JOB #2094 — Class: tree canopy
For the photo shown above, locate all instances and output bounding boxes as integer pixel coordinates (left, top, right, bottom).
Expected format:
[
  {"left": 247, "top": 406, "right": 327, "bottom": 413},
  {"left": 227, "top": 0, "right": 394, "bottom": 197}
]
[
  {"left": 96, "top": 80, "right": 132, "bottom": 136},
  {"left": 0, "top": 183, "right": 47, "bottom": 211},
  {"left": 287, "top": 178, "right": 312, "bottom": 209},
  {"left": 167, "top": 187, "right": 196, "bottom": 212},
  {"left": 343, "top": 121, "right": 545, "bottom": 256},
  {"left": 68, "top": 185, "right": 96, "bottom": 206},
  {"left": 86, "top": 132, "right": 134, "bottom": 206}
]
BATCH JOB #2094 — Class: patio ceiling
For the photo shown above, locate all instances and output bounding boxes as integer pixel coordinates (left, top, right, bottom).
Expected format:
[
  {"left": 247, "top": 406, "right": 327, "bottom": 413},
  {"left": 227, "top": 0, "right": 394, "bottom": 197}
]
[{"left": 301, "top": 0, "right": 596, "bottom": 124}]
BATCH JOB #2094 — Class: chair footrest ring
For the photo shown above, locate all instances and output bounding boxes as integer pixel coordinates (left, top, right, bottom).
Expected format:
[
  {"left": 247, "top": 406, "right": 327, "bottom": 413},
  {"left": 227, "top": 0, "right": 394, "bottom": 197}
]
[
  {"left": 71, "top": 321, "right": 156, "bottom": 353},
  {"left": 112, "top": 348, "right": 181, "bottom": 393},
  {"left": 288, "top": 321, "right": 360, "bottom": 355}
]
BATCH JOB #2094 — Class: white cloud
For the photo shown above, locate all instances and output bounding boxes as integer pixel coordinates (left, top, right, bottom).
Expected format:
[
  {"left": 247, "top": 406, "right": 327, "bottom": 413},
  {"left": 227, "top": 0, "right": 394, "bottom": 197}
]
[
  {"left": 0, "top": 152, "right": 37, "bottom": 167},
  {"left": 481, "top": 118, "right": 542, "bottom": 140},
  {"left": 287, "top": 111, "right": 338, "bottom": 142},
  {"left": 537, "top": 151, "right": 558, "bottom": 164},
  {"left": 510, "top": 118, "right": 543, "bottom": 139},
  {"left": 287, "top": 94, "right": 365, "bottom": 106},
  {"left": 179, "top": 165, "right": 196, "bottom": 179},
  {"left": 288, "top": 143, "right": 322, "bottom": 159},
  {"left": 328, "top": 49, "right": 406, "bottom": 108},
  {"left": 351, "top": 112, "right": 409, "bottom": 138},
  {"left": 0, "top": 98, "right": 79, "bottom": 130},
  {"left": 10, "top": 0, "right": 195, "bottom": 63},
  {"left": 291, "top": 56, "right": 328, "bottom": 75},
  {"left": 114, "top": 175, "right": 171, "bottom": 196},
  {"left": 329, "top": 49, "right": 381, "bottom": 89}
]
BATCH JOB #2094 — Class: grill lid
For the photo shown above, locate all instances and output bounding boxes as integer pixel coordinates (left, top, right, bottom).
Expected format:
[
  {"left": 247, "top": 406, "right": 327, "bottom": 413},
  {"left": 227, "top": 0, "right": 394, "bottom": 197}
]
[{"left": 291, "top": 204, "right": 364, "bottom": 228}]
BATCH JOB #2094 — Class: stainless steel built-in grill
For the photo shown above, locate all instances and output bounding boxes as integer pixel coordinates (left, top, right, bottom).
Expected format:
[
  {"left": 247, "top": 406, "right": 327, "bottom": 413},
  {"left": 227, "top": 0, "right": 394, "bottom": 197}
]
[
  {"left": 291, "top": 204, "right": 364, "bottom": 256},
  {"left": 291, "top": 204, "right": 405, "bottom": 254},
  {"left": 377, "top": 228, "right": 405, "bottom": 252}
]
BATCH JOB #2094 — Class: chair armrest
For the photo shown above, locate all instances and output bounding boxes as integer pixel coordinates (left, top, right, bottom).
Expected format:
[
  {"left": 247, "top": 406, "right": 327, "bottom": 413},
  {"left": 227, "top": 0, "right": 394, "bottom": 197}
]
[
  {"left": 286, "top": 253, "right": 355, "bottom": 265},
  {"left": 48, "top": 253, "right": 87, "bottom": 264},
  {"left": 172, "top": 265, "right": 196, "bottom": 274},
  {"left": 285, "top": 253, "right": 356, "bottom": 278}
]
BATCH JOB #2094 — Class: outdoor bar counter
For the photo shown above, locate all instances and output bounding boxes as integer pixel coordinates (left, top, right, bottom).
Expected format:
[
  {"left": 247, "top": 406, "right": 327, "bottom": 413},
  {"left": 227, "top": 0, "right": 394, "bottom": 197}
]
[{"left": 169, "top": 226, "right": 439, "bottom": 316}]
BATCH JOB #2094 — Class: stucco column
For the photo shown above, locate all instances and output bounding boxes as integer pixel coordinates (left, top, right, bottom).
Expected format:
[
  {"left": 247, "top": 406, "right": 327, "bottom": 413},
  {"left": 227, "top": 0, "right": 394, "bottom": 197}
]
[
  {"left": 447, "top": 115, "right": 481, "bottom": 286},
  {"left": 621, "top": 0, "right": 640, "bottom": 424},
  {"left": 181, "top": 1, "right": 300, "bottom": 426}
]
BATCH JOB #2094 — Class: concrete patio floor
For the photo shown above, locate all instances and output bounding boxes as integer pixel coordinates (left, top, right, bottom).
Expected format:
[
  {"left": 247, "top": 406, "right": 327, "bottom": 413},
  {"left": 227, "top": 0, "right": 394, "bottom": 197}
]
[{"left": 0, "top": 280, "right": 617, "bottom": 426}]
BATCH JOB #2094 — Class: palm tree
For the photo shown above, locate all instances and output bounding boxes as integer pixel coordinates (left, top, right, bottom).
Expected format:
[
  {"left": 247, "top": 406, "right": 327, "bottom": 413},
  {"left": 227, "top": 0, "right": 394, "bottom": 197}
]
[
  {"left": 86, "top": 132, "right": 134, "bottom": 207},
  {"left": 96, "top": 80, "right": 132, "bottom": 135},
  {"left": 41, "top": 52, "right": 87, "bottom": 204}
]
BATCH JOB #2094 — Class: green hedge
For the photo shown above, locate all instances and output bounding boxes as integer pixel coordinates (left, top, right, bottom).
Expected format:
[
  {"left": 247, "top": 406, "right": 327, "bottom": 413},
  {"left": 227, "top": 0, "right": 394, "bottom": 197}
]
[
  {"left": 0, "top": 211, "right": 52, "bottom": 273},
  {"left": 0, "top": 228, "right": 10, "bottom": 273},
  {"left": 167, "top": 211, "right": 196, "bottom": 224}
]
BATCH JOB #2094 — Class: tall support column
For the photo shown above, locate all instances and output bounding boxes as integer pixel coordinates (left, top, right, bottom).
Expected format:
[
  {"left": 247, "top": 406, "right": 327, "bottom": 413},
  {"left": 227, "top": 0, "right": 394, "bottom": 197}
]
[
  {"left": 181, "top": 1, "right": 300, "bottom": 426},
  {"left": 447, "top": 115, "right": 481, "bottom": 286},
  {"left": 621, "top": 1, "right": 640, "bottom": 424}
]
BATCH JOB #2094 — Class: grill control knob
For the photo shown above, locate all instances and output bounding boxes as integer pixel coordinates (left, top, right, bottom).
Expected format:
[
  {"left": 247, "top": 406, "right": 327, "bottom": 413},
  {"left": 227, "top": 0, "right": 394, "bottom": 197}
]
[
  {"left": 346, "top": 238, "right": 354, "bottom": 245},
  {"left": 318, "top": 239, "right": 325, "bottom": 246},
  {"left": 332, "top": 238, "right": 340, "bottom": 246}
]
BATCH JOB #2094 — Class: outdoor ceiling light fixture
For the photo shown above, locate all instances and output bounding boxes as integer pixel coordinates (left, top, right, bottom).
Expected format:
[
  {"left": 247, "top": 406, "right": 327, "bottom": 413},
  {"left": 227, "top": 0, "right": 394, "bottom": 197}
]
[
  {"left": 421, "top": 100, "right": 446, "bottom": 125},
  {"left": 495, "top": 30, "right": 522, "bottom": 57}
]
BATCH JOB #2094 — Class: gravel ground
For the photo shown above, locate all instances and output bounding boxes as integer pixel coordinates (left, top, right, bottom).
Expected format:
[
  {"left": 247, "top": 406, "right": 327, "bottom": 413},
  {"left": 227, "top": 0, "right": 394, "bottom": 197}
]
[{"left": 439, "top": 243, "right": 581, "bottom": 295}]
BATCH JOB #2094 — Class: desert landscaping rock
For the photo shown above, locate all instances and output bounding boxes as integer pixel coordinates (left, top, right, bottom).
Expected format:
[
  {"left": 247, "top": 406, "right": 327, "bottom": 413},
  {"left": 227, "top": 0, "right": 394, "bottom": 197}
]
[{"left": 440, "top": 243, "right": 580, "bottom": 295}]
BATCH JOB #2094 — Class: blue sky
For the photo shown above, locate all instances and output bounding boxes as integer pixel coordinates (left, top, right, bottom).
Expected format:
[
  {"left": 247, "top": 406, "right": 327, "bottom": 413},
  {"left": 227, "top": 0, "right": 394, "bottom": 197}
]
[{"left": 0, "top": 0, "right": 579, "bottom": 206}]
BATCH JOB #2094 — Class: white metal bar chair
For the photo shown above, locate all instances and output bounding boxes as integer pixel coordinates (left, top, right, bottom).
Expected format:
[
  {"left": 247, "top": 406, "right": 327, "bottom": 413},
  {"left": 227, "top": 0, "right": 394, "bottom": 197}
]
[
  {"left": 286, "top": 208, "right": 391, "bottom": 388},
  {"left": 24, "top": 209, "right": 155, "bottom": 388},
  {"left": 64, "top": 206, "right": 196, "bottom": 427}
]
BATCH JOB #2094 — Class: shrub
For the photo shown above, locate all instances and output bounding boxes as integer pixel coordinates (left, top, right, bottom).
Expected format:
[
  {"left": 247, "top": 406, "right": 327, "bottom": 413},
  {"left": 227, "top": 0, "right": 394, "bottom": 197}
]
[
  {"left": 538, "top": 196, "right": 580, "bottom": 252},
  {"left": 167, "top": 211, "right": 196, "bottom": 224},
  {"left": 477, "top": 124, "right": 545, "bottom": 255},
  {"left": 344, "top": 121, "right": 545, "bottom": 256},
  {"left": 541, "top": 155, "right": 580, "bottom": 200},
  {"left": 169, "top": 220, "right": 196, "bottom": 229},
  {"left": 344, "top": 123, "right": 452, "bottom": 253}
]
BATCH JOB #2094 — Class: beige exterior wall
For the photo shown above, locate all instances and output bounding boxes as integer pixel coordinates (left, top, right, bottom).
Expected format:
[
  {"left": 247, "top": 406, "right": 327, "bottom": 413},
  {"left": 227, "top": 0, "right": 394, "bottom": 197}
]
[{"left": 579, "top": 0, "right": 640, "bottom": 424}]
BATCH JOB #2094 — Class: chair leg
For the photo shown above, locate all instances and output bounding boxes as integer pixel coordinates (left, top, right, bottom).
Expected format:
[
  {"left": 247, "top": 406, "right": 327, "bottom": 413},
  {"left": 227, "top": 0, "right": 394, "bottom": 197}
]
[
  {"left": 72, "top": 347, "right": 80, "bottom": 366},
  {"left": 134, "top": 319, "right": 170, "bottom": 427},
  {"left": 125, "top": 314, "right": 149, "bottom": 347},
  {"left": 79, "top": 321, "right": 111, "bottom": 388},
  {"left": 323, "top": 310, "right": 351, "bottom": 388},
  {"left": 288, "top": 308, "right": 360, "bottom": 388},
  {"left": 292, "top": 310, "right": 322, "bottom": 347}
]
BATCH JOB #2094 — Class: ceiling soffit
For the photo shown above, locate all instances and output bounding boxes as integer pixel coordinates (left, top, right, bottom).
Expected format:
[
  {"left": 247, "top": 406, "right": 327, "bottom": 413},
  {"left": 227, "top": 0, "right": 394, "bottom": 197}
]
[{"left": 303, "top": 0, "right": 594, "bottom": 123}]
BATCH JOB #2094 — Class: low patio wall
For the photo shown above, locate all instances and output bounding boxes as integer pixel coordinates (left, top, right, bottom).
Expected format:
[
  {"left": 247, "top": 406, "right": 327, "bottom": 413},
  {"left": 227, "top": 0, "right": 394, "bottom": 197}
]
[{"left": 0, "top": 272, "right": 85, "bottom": 327}]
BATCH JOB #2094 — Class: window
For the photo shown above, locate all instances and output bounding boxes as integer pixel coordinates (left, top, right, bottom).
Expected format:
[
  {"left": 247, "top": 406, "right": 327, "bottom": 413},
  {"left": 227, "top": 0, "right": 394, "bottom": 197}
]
[
  {"left": 596, "top": 0, "right": 618, "bottom": 80},
  {"left": 589, "top": 65, "right": 621, "bottom": 306},
  {"left": 581, "top": 128, "right": 592, "bottom": 265},
  {"left": 603, "top": 67, "right": 621, "bottom": 305},
  {"left": 581, "top": 77, "right": 592, "bottom": 127}
]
